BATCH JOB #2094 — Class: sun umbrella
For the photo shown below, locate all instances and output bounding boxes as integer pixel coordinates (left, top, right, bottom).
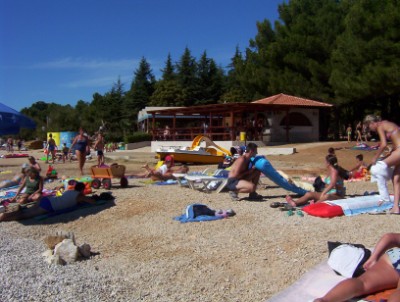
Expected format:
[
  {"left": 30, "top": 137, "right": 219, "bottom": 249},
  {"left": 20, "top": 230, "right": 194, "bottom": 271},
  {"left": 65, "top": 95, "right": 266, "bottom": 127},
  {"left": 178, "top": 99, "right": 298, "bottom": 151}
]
[{"left": 0, "top": 103, "right": 36, "bottom": 135}]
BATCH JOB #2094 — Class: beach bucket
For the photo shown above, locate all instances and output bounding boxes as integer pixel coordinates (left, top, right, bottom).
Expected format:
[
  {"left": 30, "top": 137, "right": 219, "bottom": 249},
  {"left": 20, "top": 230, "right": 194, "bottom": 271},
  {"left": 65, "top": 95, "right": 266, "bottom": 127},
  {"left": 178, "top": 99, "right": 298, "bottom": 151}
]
[{"left": 240, "top": 132, "right": 246, "bottom": 141}]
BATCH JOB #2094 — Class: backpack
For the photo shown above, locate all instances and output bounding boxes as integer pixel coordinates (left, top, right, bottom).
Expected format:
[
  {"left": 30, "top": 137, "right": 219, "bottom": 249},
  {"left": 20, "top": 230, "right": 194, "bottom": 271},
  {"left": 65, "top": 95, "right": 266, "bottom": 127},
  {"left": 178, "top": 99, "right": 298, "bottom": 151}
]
[{"left": 327, "top": 241, "right": 371, "bottom": 278}]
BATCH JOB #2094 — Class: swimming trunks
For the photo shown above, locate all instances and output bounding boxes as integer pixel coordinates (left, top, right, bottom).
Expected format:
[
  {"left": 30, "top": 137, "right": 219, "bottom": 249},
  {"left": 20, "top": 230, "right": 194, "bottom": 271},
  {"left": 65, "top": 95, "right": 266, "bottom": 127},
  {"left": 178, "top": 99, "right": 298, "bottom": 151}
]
[
  {"left": 48, "top": 145, "right": 55, "bottom": 151},
  {"left": 386, "top": 248, "right": 400, "bottom": 274},
  {"left": 39, "top": 197, "right": 54, "bottom": 212},
  {"left": 97, "top": 150, "right": 104, "bottom": 156},
  {"left": 226, "top": 178, "right": 239, "bottom": 191}
]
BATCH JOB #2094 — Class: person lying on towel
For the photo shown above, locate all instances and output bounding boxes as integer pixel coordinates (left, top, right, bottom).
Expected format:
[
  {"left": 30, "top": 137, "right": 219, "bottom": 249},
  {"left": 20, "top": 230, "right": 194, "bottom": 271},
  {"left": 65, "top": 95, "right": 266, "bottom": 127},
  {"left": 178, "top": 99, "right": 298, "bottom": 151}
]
[
  {"left": 0, "top": 182, "right": 95, "bottom": 222},
  {"left": 0, "top": 164, "right": 28, "bottom": 189},
  {"left": 142, "top": 155, "right": 188, "bottom": 181},
  {"left": 314, "top": 232, "right": 400, "bottom": 302}
]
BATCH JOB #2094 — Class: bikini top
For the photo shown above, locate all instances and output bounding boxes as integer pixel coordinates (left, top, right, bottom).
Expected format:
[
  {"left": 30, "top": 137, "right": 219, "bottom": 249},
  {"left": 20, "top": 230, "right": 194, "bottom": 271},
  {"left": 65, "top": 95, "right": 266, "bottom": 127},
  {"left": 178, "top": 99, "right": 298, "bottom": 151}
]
[
  {"left": 324, "top": 176, "right": 344, "bottom": 186},
  {"left": 377, "top": 121, "right": 400, "bottom": 140}
]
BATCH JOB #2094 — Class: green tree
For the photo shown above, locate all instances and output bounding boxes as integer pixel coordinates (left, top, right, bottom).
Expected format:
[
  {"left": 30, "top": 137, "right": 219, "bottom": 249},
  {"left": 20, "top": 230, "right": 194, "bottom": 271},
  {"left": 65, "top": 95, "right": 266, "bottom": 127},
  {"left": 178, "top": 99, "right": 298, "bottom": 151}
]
[
  {"left": 220, "top": 47, "right": 249, "bottom": 103},
  {"left": 267, "top": 0, "right": 344, "bottom": 102},
  {"left": 125, "top": 57, "right": 156, "bottom": 129},
  {"left": 196, "top": 51, "right": 225, "bottom": 104},
  {"left": 149, "top": 54, "right": 182, "bottom": 106},
  {"left": 330, "top": 0, "right": 400, "bottom": 120},
  {"left": 175, "top": 47, "right": 199, "bottom": 106}
]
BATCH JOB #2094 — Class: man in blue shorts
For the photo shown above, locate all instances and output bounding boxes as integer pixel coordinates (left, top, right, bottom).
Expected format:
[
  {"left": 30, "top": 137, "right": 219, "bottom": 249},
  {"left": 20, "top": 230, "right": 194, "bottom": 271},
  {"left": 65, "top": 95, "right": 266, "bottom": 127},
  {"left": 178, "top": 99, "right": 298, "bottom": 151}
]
[{"left": 226, "top": 142, "right": 262, "bottom": 201}]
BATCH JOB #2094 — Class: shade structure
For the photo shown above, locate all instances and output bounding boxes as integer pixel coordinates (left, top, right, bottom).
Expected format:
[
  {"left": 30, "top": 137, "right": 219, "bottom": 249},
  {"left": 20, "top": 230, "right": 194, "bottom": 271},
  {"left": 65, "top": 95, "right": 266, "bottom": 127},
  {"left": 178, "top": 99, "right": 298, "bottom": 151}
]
[{"left": 0, "top": 103, "right": 36, "bottom": 135}]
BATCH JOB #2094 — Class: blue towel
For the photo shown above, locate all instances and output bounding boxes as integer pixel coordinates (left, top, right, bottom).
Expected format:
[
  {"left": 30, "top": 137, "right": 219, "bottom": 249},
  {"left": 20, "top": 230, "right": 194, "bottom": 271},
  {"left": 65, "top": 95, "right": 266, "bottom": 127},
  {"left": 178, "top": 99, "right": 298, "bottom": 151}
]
[{"left": 174, "top": 203, "right": 224, "bottom": 223}]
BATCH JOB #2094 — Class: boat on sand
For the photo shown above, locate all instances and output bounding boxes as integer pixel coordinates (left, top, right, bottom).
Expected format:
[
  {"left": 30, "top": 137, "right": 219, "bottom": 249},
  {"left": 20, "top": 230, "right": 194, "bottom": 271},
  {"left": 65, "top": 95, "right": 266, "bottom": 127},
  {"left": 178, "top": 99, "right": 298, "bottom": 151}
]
[{"left": 156, "top": 135, "right": 231, "bottom": 164}]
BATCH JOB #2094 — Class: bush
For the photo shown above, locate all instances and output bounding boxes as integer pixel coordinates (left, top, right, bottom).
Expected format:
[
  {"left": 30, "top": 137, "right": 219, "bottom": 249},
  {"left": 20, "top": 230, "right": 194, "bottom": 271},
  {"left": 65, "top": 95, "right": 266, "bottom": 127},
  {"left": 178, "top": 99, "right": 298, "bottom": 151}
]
[{"left": 124, "top": 132, "right": 152, "bottom": 144}]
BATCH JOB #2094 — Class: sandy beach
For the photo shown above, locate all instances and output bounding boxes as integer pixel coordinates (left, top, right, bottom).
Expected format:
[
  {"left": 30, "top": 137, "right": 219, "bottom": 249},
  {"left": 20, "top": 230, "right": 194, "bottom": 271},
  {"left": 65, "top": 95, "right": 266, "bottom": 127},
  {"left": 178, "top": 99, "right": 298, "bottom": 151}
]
[{"left": 0, "top": 141, "right": 397, "bottom": 302}]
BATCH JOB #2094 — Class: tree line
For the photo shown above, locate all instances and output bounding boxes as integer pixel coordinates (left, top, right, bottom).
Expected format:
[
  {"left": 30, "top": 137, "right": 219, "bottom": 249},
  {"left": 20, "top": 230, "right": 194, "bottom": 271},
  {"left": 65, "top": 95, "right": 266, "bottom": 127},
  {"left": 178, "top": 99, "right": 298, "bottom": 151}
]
[{"left": 20, "top": 0, "right": 399, "bottom": 142}]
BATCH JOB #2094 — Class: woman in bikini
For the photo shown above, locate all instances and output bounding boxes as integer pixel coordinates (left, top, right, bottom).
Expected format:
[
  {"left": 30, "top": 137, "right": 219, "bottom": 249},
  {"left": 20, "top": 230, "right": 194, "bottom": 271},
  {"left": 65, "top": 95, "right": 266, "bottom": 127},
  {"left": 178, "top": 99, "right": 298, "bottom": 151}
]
[
  {"left": 314, "top": 232, "right": 400, "bottom": 302},
  {"left": 355, "top": 121, "right": 363, "bottom": 143},
  {"left": 286, "top": 155, "right": 346, "bottom": 207},
  {"left": 70, "top": 127, "right": 90, "bottom": 175},
  {"left": 364, "top": 115, "right": 400, "bottom": 214}
]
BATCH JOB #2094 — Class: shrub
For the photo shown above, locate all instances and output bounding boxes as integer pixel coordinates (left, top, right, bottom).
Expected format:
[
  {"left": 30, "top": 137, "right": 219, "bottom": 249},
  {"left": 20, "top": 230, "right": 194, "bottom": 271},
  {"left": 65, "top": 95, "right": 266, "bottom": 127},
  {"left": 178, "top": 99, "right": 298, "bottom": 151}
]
[{"left": 124, "top": 132, "right": 152, "bottom": 144}]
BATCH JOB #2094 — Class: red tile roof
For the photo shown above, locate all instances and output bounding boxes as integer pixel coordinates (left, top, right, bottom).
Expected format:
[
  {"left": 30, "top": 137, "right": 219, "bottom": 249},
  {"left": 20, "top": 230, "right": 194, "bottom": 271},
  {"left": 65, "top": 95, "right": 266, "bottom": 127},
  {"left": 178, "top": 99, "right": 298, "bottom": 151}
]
[{"left": 252, "top": 93, "right": 333, "bottom": 107}]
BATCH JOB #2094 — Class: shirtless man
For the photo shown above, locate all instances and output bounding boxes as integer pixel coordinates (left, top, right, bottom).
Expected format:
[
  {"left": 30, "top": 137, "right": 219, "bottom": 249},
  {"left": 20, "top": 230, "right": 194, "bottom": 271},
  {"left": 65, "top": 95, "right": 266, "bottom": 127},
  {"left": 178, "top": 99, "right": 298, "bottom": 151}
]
[
  {"left": 226, "top": 142, "right": 262, "bottom": 201},
  {"left": 93, "top": 132, "right": 105, "bottom": 167}
]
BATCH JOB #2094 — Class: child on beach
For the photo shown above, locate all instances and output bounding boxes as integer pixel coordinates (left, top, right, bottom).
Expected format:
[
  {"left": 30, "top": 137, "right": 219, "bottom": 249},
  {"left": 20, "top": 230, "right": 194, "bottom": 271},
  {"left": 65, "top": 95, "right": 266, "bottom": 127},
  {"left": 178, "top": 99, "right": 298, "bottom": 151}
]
[
  {"left": 349, "top": 154, "right": 368, "bottom": 179},
  {"left": 346, "top": 125, "right": 352, "bottom": 143},
  {"left": 94, "top": 133, "right": 105, "bottom": 167},
  {"left": 62, "top": 143, "right": 69, "bottom": 163}
]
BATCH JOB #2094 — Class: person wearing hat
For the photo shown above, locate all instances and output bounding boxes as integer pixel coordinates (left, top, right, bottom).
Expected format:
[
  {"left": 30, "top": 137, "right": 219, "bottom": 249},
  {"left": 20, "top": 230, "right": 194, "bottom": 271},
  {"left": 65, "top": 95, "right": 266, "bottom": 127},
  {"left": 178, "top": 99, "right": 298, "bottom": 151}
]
[{"left": 142, "top": 155, "right": 188, "bottom": 181}]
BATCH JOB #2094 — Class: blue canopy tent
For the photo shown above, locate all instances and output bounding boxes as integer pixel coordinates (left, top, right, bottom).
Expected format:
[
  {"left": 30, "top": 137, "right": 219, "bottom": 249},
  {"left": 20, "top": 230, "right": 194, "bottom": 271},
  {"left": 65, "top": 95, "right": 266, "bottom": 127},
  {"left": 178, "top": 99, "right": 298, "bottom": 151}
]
[{"left": 0, "top": 103, "right": 36, "bottom": 135}]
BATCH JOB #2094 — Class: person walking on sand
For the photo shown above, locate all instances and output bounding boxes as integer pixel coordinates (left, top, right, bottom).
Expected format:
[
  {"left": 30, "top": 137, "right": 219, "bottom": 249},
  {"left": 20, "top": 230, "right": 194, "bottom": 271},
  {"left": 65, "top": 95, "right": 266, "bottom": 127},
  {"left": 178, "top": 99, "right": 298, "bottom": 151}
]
[
  {"left": 355, "top": 121, "right": 363, "bottom": 143},
  {"left": 346, "top": 124, "right": 352, "bottom": 143},
  {"left": 69, "top": 127, "right": 90, "bottom": 176},
  {"left": 94, "top": 132, "right": 105, "bottom": 167},
  {"left": 364, "top": 115, "right": 400, "bottom": 214},
  {"left": 226, "top": 142, "right": 263, "bottom": 201},
  {"left": 45, "top": 133, "right": 57, "bottom": 164},
  {"left": 314, "top": 232, "right": 400, "bottom": 302}
]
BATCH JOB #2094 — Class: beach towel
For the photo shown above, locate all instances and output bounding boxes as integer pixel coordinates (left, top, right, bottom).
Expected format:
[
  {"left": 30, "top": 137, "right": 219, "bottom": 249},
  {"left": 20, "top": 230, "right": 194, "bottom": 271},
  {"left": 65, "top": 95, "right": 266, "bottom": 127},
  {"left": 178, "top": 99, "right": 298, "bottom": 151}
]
[
  {"left": 153, "top": 179, "right": 178, "bottom": 185},
  {"left": 327, "top": 195, "right": 394, "bottom": 216},
  {"left": 265, "top": 259, "right": 395, "bottom": 302},
  {"left": 174, "top": 204, "right": 233, "bottom": 223}
]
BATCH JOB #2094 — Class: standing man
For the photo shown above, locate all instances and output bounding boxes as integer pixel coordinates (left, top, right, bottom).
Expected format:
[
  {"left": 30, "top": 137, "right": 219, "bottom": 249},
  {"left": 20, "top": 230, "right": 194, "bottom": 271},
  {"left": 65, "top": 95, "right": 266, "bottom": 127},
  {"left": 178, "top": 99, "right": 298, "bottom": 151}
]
[
  {"left": 94, "top": 132, "right": 105, "bottom": 167},
  {"left": 226, "top": 143, "right": 263, "bottom": 201}
]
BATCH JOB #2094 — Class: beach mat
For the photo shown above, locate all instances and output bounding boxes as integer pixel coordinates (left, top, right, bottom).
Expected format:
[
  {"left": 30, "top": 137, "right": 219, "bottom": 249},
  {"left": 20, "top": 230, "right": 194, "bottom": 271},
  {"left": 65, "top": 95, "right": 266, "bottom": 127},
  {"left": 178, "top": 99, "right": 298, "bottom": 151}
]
[
  {"left": 266, "top": 260, "right": 345, "bottom": 302},
  {"left": 265, "top": 260, "right": 395, "bottom": 302}
]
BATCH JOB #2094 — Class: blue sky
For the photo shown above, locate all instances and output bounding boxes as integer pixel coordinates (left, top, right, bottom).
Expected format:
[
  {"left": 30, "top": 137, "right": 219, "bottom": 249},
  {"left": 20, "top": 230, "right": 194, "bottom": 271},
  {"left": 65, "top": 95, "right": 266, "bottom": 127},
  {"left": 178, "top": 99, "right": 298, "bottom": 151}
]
[{"left": 0, "top": 0, "right": 283, "bottom": 111}]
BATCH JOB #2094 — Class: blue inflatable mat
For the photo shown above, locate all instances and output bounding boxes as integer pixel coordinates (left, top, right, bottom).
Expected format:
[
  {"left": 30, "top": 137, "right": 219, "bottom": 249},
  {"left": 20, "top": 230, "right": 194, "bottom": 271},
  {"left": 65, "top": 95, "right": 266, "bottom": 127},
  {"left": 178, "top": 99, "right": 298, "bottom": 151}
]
[{"left": 253, "top": 156, "right": 307, "bottom": 196}]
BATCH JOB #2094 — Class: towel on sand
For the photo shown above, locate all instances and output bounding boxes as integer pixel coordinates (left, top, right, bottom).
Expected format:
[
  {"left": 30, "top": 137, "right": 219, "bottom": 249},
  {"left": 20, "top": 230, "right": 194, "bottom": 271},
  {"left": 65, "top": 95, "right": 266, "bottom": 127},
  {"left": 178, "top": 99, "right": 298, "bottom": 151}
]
[{"left": 265, "top": 259, "right": 395, "bottom": 302}]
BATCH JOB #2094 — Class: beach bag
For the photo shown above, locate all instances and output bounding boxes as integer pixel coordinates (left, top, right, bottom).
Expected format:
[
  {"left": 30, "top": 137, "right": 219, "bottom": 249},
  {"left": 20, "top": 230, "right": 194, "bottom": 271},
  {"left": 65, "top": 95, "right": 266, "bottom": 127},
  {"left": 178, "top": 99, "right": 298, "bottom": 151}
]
[{"left": 327, "top": 242, "right": 371, "bottom": 278}]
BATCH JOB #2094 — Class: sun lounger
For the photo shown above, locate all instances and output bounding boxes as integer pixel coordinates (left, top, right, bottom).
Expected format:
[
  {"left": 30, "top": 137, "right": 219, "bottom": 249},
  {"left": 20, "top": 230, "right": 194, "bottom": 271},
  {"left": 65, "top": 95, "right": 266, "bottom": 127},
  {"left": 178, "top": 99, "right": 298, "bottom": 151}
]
[{"left": 184, "top": 175, "right": 228, "bottom": 193}]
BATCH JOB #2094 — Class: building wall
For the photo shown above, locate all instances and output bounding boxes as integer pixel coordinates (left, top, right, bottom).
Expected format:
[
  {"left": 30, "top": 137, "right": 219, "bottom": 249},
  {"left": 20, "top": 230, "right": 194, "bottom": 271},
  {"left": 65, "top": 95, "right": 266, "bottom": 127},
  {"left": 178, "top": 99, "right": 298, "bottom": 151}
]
[{"left": 263, "top": 108, "right": 319, "bottom": 143}]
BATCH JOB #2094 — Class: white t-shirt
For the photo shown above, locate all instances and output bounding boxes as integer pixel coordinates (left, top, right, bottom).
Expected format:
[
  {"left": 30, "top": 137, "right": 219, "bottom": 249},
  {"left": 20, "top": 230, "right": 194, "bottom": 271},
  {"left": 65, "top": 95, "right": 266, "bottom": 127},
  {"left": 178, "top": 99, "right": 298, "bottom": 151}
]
[{"left": 157, "top": 164, "right": 169, "bottom": 175}]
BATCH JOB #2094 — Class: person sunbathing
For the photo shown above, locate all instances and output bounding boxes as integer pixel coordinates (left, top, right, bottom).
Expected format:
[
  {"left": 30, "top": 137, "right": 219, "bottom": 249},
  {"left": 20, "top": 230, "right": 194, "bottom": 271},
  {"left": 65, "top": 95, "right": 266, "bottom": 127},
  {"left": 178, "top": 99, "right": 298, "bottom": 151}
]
[
  {"left": 0, "top": 182, "right": 95, "bottom": 222},
  {"left": 0, "top": 164, "right": 28, "bottom": 189},
  {"left": 314, "top": 232, "right": 400, "bottom": 302},
  {"left": 140, "top": 155, "right": 188, "bottom": 181},
  {"left": 11, "top": 168, "right": 43, "bottom": 205},
  {"left": 286, "top": 155, "right": 347, "bottom": 207}
]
